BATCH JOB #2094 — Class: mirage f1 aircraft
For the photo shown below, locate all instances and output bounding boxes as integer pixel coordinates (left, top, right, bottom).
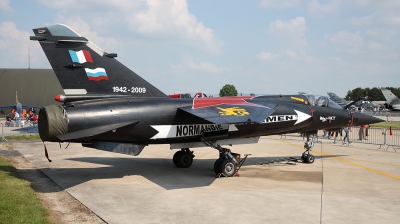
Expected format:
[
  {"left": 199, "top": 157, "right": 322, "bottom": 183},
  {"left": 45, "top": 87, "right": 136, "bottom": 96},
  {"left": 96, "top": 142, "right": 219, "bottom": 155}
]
[{"left": 30, "top": 24, "right": 383, "bottom": 177}]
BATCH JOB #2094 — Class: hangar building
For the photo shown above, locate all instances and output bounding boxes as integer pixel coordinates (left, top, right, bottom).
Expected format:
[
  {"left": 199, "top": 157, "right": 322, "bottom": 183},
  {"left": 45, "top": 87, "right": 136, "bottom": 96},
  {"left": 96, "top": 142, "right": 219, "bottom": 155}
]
[{"left": 0, "top": 69, "right": 63, "bottom": 114}]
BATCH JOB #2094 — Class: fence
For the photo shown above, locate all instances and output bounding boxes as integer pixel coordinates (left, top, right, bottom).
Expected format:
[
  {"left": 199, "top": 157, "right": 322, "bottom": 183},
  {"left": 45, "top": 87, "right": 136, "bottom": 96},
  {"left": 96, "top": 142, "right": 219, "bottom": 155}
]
[
  {"left": 281, "top": 127, "right": 399, "bottom": 152},
  {"left": 0, "top": 119, "right": 38, "bottom": 141},
  {"left": 384, "top": 128, "right": 400, "bottom": 151}
]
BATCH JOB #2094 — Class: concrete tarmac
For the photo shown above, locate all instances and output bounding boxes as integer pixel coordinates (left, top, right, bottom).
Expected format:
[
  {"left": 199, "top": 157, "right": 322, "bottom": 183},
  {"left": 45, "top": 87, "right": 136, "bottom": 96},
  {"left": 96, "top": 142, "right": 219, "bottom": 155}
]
[{"left": 12, "top": 136, "right": 400, "bottom": 224}]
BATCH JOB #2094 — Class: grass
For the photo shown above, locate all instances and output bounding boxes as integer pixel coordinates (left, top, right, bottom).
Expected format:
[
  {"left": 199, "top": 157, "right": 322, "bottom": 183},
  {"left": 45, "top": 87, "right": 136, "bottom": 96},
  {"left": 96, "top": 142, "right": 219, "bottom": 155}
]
[
  {"left": 370, "top": 122, "right": 400, "bottom": 129},
  {"left": 3, "top": 134, "right": 41, "bottom": 141},
  {"left": 0, "top": 157, "right": 52, "bottom": 224}
]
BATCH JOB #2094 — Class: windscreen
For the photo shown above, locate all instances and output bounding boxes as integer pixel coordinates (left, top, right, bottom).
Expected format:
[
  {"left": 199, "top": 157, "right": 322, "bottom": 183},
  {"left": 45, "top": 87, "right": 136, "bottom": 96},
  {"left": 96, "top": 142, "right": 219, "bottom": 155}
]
[{"left": 306, "top": 95, "right": 342, "bottom": 109}]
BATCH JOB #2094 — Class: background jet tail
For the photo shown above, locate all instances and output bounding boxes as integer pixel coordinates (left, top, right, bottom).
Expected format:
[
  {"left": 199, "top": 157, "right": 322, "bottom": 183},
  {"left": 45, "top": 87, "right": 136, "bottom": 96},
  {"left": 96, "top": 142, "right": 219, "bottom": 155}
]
[
  {"left": 381, "top": 89, "right": 399, "bottom": 102},
  {"left": 30, "top": 24, "right": 167, "bottom": 98},
  {"left": 327, "top": 92, "right": 344, "bottom": 102}
]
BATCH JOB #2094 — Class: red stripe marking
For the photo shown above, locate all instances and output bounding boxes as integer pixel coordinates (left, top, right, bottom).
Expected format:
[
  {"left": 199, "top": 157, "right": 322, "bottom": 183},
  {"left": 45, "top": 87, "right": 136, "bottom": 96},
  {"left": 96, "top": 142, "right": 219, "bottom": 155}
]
[
  {"left": 193, "top": 96, "right": 256, "bottom": 109},
  {"left": 88, "top": 76, "right": 109, "bottom": 81},
  {"left": 82, "top": 50, "right": 93, "bottom": 63}
]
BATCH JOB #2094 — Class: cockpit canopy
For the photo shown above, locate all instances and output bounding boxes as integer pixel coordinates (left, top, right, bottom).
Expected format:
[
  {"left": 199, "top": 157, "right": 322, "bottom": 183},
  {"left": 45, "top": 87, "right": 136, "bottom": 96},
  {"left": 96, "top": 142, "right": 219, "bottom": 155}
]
[
  {"left": 255, "top": 94, "right": 343, "bottom": 109},
  {"left": 305, "top": 95, "right": 342, "bottom": 109}
]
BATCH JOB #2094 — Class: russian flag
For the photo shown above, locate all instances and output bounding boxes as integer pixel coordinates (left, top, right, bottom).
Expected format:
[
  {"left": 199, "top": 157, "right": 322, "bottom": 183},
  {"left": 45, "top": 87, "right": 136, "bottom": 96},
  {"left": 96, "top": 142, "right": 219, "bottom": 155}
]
[
  {"left": 69, "top": 50, "right": 93, "bottom": 64},
  {"left": 84, "top": 68, "right": 109, "bottom": 81}
]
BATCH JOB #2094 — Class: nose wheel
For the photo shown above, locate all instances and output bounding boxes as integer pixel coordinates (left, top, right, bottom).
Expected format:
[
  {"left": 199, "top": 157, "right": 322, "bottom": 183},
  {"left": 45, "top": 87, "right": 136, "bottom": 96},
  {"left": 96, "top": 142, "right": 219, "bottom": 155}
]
[{"left": 301, "top": 153, "right": 315, "bottom": 163}]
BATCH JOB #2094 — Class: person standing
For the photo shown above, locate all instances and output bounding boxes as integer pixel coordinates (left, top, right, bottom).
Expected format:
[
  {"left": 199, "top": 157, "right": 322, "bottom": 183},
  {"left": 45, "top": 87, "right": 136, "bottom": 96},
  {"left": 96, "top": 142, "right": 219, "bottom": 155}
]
[
  {"left": 14, "top": 110, "right": 20, "bottom": 127},
  {"left": 333, "top": 128, "right": 343, "bottom": 144},
  {"left": 343, "top": 127, "right": 350, "bottom": 145},
  {"left": 359, "top": 124, "right": 366, "bottom": 140}
]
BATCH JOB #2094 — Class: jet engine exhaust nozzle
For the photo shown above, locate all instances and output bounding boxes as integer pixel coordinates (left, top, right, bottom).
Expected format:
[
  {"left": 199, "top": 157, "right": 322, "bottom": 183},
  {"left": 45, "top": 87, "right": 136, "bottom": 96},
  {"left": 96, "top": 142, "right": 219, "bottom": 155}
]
[{"left": 38, "top": 105, "right": 68, "bottom": 142}]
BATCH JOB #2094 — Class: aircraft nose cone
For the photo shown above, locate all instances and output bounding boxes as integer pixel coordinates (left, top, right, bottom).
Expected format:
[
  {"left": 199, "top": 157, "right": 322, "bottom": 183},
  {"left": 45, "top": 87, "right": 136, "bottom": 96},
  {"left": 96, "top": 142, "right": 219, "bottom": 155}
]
[{"left": 353, "top": 113, "right": 384, "bottom": 126}]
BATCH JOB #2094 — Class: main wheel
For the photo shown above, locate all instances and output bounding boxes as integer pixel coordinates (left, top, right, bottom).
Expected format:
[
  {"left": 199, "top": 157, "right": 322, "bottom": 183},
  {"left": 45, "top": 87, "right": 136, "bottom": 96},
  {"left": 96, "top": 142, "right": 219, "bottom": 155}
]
[
  {"left": 178, "top": 152, "right": 193, "bottom": 168},
  {"left": 173, "top": 150, "right": 194, "bottom": 168},
  {"left": 173, "top": 151, "right": 182, "bottom": 167},
  {"left": 304, "top": 154, "right": 315, "bottom": 164},
  {"left": 174, "top": 150, "right": 194, "bottom": 168},
  {"left": 218, "top": 159, "right": 237, "bottom": 177}
]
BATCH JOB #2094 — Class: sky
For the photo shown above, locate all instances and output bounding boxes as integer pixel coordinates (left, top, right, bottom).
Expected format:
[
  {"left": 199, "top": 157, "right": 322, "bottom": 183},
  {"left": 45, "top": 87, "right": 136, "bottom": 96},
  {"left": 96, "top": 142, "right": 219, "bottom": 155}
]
[{"left": 0, "top": 0, "right": 399, "bottom": 97}]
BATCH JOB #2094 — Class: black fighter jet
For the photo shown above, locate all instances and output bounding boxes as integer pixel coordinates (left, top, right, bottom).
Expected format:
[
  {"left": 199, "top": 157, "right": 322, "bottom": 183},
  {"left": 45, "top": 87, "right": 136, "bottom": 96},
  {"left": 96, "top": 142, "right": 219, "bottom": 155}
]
[{"left": 30, "top": 24, "right": 383, "bottom": 177}]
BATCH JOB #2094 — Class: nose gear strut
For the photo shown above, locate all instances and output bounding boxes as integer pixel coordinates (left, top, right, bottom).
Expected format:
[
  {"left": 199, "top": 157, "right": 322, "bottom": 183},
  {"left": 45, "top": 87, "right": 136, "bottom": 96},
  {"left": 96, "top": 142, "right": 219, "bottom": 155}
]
[{"left": 301, "top": 133, "right": 317, "bottom": 163}]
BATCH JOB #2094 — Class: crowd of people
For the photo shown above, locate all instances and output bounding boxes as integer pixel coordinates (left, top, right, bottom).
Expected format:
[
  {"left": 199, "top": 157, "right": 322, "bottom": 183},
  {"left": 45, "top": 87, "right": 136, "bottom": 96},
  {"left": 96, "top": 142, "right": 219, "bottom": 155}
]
[
  {"left": 5, "top": 109, "right": 38, "bottom": 127},
  {"left": 320, "top": 124, "right": 370, "bottom": 145}
]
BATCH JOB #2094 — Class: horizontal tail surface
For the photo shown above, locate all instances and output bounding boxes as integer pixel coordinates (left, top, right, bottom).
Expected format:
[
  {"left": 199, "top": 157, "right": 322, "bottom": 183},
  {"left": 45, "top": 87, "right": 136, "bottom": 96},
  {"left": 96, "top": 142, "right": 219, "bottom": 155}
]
[{"left": 31, "top": 24, "right": 166, "bottom": 97}]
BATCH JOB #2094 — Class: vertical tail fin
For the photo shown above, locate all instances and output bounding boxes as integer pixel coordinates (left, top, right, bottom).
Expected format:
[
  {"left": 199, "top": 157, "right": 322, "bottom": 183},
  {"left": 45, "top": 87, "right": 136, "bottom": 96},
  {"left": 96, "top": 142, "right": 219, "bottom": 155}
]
[
  {"left": 381, "top": 88, "right": 399, "bottom": 102},
  {"left": 30, "top": 24, "right": 166, "bottom": 97},
  {"left": 327, "top": 92, "right": 343, "bottom": 102}
]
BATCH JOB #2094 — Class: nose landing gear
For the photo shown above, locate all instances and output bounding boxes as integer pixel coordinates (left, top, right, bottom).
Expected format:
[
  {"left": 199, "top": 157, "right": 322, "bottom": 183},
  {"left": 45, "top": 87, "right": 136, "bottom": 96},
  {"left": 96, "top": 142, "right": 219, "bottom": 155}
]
[{"left": 302, "top": 133, "right": 316, "bottom": 164}]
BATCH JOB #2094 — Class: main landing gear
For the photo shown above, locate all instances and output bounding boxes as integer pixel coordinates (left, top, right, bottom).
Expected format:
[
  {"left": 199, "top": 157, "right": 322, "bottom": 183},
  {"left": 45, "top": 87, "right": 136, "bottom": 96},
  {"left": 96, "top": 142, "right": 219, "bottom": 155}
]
[
  {"left": 173, "top": 148, "right": 195, "bottom": 168},
  {"left": 201, "top": 138, "right": 247, "bottom": 177},
  {"left": 301, "top": 133, "right": 316, "bottom": 164},
  {"left": 172, "top": 139, "right": 247, "bottom": 177}
]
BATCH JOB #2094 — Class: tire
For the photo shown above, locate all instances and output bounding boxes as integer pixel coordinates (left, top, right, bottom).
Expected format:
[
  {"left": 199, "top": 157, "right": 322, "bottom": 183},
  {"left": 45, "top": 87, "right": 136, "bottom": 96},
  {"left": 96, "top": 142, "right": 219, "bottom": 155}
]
[
  {"left": 177, "top": 151, "right": 193, "bottom": 168},
  {"left": 301, "top": 154, "right": 306, "bottom": 161},
  {"left": 173, "top": 151, "right": 182, "bottom": 167},
  {"left": 304, "top": 154, "right": 315, "bottom": 164},
  {"left": 218, "top": 159, "right": 237, "bottom": 177},
  {"left": 214, "top": 158, "right": 224, "bottom": 175}
]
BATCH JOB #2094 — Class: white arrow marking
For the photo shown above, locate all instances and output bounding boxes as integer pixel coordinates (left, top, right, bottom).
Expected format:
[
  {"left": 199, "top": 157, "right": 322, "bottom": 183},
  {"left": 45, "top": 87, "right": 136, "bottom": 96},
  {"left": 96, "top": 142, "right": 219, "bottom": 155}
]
[
  {"left": 294, "top": 110, "right": 312, "bottom": 125},
  {"left": 262, "top": 110, "right": 311, "bottom": 125}
]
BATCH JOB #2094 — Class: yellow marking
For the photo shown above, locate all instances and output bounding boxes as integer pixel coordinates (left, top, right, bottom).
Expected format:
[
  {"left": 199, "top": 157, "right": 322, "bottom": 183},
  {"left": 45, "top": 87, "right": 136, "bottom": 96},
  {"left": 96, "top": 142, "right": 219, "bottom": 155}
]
[
  {"left": 346, "top": 157, "right": 400, "bottom": 168},
  {"left": 217, "top": 107, "right": 249, "bottom": 116},
  {"left": 268, "top": 136, "right": 400, "bottom": 181},
  {"left": 291, "top": 96, "right": 305, "bottom": 102}
]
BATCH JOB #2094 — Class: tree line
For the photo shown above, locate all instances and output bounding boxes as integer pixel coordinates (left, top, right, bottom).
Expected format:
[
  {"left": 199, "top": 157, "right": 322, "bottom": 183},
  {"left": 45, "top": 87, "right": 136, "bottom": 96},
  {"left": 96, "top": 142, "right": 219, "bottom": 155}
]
[
  {"left": 219, "top": 84, "right": 400, "bottom": 102},
  {"left": 345, "top": 87, "right": 400, "bottom": 101}
]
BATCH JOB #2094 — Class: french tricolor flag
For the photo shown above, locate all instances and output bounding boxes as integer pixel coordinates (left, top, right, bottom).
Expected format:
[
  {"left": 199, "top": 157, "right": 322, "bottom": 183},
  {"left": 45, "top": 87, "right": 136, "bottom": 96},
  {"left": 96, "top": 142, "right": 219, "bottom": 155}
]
[{"left": 69, "top": 50, "right": 93, "bottom": 64}]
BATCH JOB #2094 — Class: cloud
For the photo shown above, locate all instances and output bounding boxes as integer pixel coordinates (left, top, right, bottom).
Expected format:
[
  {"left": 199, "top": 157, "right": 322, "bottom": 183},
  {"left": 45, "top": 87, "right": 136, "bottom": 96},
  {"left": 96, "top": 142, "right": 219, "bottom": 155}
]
[
  {"left": 265, "top": 17, "right": 308, "bottom": 61},
  {"left": 366, "top": 28, "right": 397, "bottom": 42},
  {"left": 256, "top": 52, "right": 278, "bottom": 61},
  {"left": 307, "top": 0, "right": 341, "bottom": 16},
  {"left": 128, "top": 0, "right": 222, "bottom": 52},
  {"left": 269, "top": 16, "right": 307, "bottom": 46},
  {"left": 185, "top": 60, "right": 223, "bottom": 73},
  {"left": 36, "top": 0, "right": 222, "bottom": 52},
  {"left": 351, "top": 11, "right": 400, "bottom": 28},
  {"left": 367, "top": 41, "right": 385, "bottom": 51},
  {"left": 0, "top": 22, "right": 44, "bottom": 67},
  {"left": 36, "top": 0, "right": 140, "bottom": 11},
  {"left": 285, "top": 50, "right": 298, "bottom": 60},
  {"left": 352, "top": 0, "right": 400, "bottom": 11},
  {"left": 258, "top": 0, "right": 301, "bottom": 8},
  {"left": 0, "top": 0, "right": 13, "bottom": 12},
  {"left": 53, "top": 15, "right": 117, "bottom": 49},
  {"left": 330, "top": 31, "right": 364, "bottom": 53}
]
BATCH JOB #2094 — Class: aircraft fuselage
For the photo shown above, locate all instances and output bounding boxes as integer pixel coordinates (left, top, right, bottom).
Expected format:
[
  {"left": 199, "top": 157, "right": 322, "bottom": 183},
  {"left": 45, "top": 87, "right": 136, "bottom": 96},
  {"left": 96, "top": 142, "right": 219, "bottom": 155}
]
[{"left": 40, "top": 97, "right": 361, "bottom": 145}]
